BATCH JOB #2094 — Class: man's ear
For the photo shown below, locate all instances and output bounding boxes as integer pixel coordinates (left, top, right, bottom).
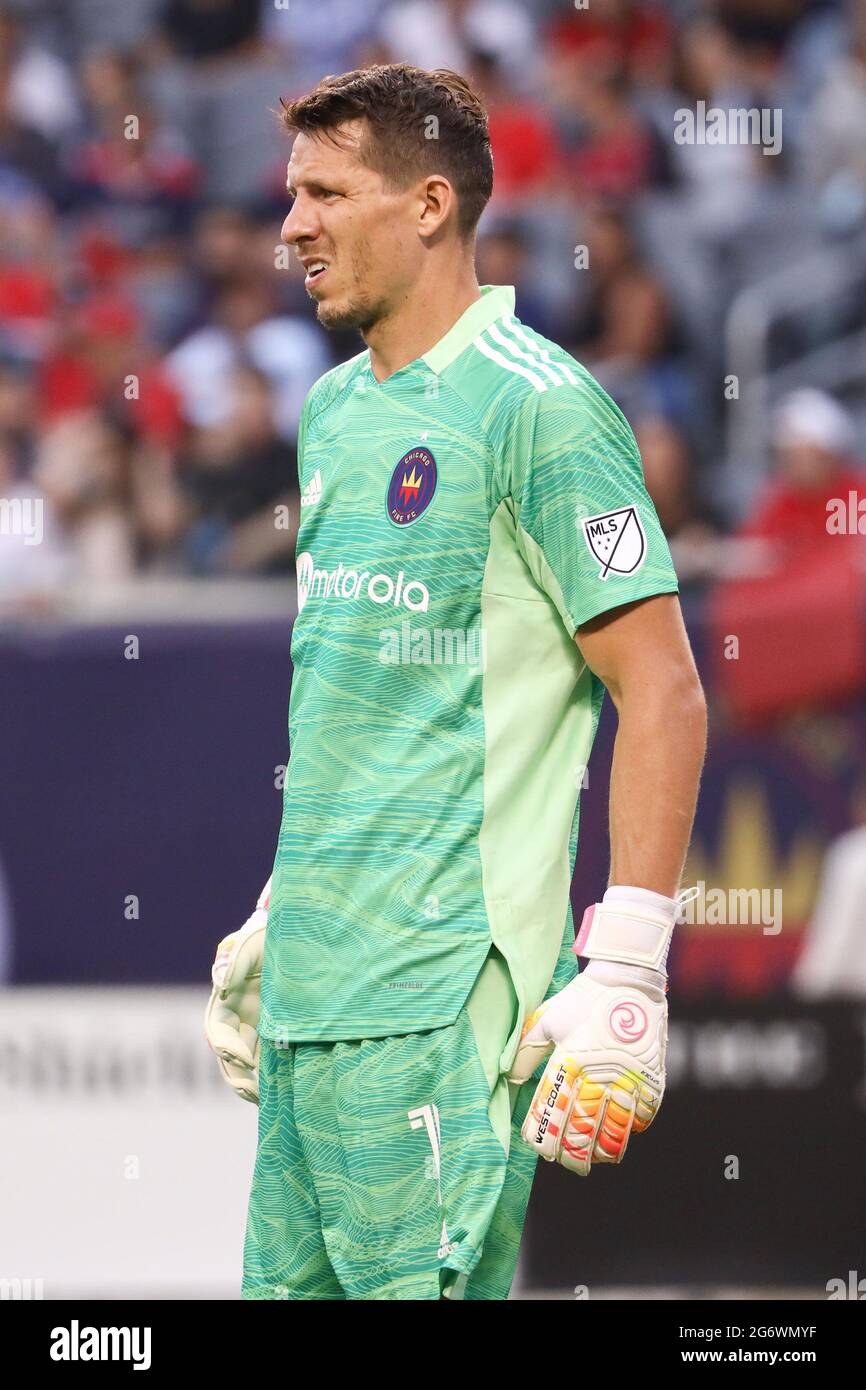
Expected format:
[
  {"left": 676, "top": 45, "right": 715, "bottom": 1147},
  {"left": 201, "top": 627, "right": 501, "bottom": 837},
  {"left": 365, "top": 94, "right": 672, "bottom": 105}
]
[{"left": 418, "top": 175, "right": 456, "bottom": 240}]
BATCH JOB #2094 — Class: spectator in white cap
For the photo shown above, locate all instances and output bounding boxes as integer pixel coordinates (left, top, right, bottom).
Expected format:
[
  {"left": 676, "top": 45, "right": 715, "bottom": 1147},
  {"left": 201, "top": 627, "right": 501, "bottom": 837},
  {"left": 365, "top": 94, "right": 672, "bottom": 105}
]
[
  {"left": 774, "top": 387, "right": 856, "bottom": 464},
  {"left": 737, "top": 388, "right": 865, "bottom": 557}
]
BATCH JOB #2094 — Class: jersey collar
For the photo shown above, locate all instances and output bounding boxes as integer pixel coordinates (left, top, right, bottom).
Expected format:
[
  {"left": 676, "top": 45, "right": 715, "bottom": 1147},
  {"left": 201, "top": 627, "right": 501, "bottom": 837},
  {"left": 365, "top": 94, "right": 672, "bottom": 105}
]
[{"left": 422, "top": 284, "right": 516, "bottom": 376}]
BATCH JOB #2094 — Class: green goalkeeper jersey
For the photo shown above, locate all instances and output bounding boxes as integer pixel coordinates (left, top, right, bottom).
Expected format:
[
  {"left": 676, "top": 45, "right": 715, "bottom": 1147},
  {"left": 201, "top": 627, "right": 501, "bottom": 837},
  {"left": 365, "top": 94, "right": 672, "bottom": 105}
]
[{"left": 260, "top": 284, "right": 679, "bottom": 1043}]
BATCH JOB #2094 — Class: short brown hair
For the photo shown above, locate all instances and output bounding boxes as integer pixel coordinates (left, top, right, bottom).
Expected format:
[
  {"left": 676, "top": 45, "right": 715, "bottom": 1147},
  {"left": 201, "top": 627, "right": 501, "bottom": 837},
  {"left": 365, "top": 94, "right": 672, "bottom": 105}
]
[{"left": 280, "top": 64, "right": 493, "bottom": 238}]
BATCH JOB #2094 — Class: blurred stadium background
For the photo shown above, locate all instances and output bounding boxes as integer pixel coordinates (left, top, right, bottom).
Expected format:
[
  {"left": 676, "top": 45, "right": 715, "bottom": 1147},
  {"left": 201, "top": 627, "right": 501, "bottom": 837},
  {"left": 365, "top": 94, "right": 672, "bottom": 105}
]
[{"left": 2, "top": 0, "right": 866, "bottom": 1300}]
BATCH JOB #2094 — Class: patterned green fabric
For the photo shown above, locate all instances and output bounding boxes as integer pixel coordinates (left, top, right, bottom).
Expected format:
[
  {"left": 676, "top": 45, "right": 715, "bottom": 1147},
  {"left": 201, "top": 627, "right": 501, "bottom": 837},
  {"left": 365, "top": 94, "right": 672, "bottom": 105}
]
[
  {"left": 260, "top": 285, "right": 678, "bottom": 1042},
  {"left": 243, "top": 942, "right": 576, "bottom": 1300}
]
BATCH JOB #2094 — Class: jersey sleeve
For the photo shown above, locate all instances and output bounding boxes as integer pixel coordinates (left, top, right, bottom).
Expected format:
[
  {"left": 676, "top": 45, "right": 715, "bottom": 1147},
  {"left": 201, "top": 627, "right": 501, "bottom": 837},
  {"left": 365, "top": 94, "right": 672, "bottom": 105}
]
[{"left": 502, "top": 372, "right": 679, "bottom": 635}]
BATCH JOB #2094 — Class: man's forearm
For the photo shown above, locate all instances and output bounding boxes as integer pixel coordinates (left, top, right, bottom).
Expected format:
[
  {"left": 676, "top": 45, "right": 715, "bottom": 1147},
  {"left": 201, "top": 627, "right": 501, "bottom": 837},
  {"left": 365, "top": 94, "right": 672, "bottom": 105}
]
[{"left": 606, "top": 676, "right": 707, "bottom": 898}]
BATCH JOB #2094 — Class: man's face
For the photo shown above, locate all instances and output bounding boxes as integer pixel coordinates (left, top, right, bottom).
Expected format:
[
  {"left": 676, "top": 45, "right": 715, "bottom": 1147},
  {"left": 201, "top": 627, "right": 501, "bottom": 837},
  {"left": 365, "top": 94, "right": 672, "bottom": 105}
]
[
  {"left": 281, "top": 123, "right": 422, "bottom": 333},
  {"left": 777, "top": 441, "right": 836, "bottom": 490}
]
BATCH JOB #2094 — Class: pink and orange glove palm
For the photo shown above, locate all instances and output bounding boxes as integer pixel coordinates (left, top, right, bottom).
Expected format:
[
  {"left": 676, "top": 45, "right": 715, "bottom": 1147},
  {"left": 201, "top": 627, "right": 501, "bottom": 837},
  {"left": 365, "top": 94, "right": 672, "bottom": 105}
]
[
  {"left": 507, "top": 964, "right": 667, "bottom": 1175},
  {"left": 507, "top": 886, "right": 695, "bottom": 1176}
]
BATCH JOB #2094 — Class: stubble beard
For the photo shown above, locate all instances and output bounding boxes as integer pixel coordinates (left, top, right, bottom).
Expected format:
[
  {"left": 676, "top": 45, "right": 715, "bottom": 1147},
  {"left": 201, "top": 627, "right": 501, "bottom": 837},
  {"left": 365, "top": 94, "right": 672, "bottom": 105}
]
[
  {"left": 311, "top": 234, "right": 389, "bottom": 336},
  {"left": 314, "top": 289, "right": 380, "bottom": 335}
]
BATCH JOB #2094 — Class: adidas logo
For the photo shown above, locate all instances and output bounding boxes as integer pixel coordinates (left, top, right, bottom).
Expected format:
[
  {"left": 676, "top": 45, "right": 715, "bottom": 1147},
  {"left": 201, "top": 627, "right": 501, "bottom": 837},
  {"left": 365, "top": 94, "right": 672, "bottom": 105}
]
[{"left": 301, "top": 469, "right": 322, "bottom": 507}]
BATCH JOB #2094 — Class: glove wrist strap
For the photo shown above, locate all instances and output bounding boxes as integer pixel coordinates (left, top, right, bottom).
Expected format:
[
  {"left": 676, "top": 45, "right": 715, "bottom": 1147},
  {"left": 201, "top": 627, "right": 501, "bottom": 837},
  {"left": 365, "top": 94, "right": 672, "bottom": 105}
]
[{"left": 574, "top": 885, "right": 698, "bottom": 971}]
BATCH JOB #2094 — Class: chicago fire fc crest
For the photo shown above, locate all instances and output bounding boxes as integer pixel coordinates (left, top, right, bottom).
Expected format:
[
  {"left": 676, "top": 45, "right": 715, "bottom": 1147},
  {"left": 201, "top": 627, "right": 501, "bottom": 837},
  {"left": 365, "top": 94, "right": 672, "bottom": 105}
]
[
  {"left": 581, "top": 505, "right": 647, "bottom": 579},
  {"left": 387, "top": 446, "right": 437, "bottom": 526}
]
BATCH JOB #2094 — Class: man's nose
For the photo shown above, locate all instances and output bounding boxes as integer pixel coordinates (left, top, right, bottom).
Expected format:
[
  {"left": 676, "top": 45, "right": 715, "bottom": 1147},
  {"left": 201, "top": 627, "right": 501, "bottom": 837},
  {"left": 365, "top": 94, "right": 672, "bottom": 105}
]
[{"left": 281, "top": 198, "right": 317, "bottom": 247}]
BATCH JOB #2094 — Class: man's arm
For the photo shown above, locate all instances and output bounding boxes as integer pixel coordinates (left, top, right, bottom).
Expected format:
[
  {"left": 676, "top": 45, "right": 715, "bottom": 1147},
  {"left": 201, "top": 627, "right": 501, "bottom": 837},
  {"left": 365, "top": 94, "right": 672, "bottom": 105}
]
[
  {"left": 509, "top": 593, "right": 706, "bottom": 1173},
  {"left": 575, "top": 593, "right": 707, "bottom": 897}
]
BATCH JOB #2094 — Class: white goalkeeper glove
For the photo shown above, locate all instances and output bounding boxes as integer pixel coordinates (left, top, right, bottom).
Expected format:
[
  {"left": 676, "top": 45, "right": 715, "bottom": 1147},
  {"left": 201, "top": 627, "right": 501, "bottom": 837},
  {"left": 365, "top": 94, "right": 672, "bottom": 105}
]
[
  {"left": 204, "top": 877, "right": 271, "bottom": 1104},
  {"left": 508, "top": 884, "right": 697, "bottom": 1176}
]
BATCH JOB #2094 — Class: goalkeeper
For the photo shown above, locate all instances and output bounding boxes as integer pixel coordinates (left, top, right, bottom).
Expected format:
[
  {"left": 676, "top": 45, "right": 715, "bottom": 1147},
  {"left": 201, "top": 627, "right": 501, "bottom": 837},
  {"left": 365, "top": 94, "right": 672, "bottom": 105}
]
[{"left": 206, "top": 63, "right": 707, "bottom": 1301}]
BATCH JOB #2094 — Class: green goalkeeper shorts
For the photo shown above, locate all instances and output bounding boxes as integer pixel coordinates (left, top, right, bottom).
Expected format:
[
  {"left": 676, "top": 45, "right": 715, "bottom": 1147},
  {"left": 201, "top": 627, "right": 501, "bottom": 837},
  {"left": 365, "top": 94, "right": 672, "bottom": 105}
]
[{"left": 242, "top": 943, "right": 575, "bottom": 1300}]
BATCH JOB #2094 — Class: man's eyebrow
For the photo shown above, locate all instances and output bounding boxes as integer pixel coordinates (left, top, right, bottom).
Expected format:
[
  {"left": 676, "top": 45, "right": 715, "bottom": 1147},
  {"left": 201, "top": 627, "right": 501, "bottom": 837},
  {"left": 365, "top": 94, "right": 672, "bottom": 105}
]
[{"left": 285, "top": 177, "right": 321, "bottom": 195}]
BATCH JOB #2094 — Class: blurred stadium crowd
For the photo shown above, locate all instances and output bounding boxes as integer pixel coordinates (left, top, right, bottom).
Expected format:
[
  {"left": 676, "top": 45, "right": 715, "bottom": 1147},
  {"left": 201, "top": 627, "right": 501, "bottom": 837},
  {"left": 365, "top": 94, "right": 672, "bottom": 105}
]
[{"left": 1, "top": 0, "right": 865, "bottom": 603}]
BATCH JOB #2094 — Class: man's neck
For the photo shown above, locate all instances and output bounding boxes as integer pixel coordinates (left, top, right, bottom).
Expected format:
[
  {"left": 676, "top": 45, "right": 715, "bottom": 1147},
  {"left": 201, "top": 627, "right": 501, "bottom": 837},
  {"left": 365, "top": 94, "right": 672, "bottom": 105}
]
[{"left": 364, "top": 264, "right": 482, "bottom": 383}]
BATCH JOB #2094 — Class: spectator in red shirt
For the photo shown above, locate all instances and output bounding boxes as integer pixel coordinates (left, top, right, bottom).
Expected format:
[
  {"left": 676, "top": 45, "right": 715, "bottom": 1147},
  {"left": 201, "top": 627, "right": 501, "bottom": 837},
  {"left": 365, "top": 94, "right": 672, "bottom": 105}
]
[
  {"left": 712, "top": 389, "right": 866, "bottom": 727},
  {"left": 544, "top": 38, "right": 656, "bottom": 201},
  {"left": 739, "top": 389, "right": 866, "bottom": 557},
  {"left": 38, "top": 294, "right": 183, "bottom": 448},
  {"left": 545, "top": 0, "right": 675, "bottom": 89},
  {"left": 468, "top": 51, "right": 563, "bottom": 204}
]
